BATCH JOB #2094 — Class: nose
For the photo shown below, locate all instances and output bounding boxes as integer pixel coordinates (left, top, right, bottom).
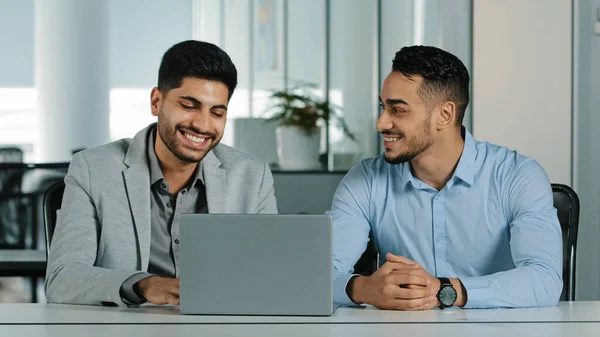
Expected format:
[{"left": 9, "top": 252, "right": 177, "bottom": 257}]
[
  {"left": 376, "top": 111, "right": 393, "bottom": 132},
  {"left": 191, "top": 108, "right": 211, "bottom": 131}
]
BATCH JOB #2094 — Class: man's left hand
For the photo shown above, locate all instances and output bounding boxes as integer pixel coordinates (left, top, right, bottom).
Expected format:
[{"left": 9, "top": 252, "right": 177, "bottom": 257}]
[{"left": 386, "top": 253, "right": 466, "bottom": 310}]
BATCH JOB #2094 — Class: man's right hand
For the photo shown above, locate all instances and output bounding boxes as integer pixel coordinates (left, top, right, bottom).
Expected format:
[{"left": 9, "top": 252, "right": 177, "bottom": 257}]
[
  {"left": 347, "top": 253, "right": 437, "bottom": 310},
  {"left": 133, "top": 276, "right": 180, "bottom": 305}
]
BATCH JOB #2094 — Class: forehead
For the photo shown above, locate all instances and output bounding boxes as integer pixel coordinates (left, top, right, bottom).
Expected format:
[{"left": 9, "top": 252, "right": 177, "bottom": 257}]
[
  {"left": 167, "top": 77, "right": 229, "bottom": 100},
  {"left": 380, "top": 71, "right": 423, "bottom": 101}
]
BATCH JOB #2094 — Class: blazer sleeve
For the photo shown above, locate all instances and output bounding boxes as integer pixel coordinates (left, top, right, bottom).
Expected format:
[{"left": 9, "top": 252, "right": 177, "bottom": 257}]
[
  {"left": 255, "top": 161, "right": 278, "bottom": 214},
  {"left": 44, "top": 152, "right": 142, "bottom": 307}
]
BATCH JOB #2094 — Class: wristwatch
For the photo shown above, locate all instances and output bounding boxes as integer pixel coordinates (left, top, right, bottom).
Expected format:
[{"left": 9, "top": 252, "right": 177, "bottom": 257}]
[{"left": 436, "top": 277, "right": 457, "bottom": 309}]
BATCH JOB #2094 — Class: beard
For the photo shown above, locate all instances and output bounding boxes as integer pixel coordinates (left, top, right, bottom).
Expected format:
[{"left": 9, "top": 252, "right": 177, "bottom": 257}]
[
  {"left": 384, "top": 114, "right": 434, "bottom": 165},
  {"left": 156, "top": 106, "right": 220, "bottom": 163}
]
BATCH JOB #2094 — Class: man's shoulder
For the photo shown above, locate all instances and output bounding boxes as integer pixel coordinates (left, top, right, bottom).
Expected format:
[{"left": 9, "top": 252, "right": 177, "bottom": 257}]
[
  {"left": 475, "top": 140, "right": 546, "bottom": 182},
  {"left": 211, "top": 143, "right": 268, "bottom": 170},
  {"left": 74, "top": 138, "right": 133, "bottom": 166}
]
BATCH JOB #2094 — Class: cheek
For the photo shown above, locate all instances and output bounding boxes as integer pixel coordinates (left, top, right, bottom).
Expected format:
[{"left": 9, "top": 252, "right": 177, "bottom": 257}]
[{"left": 213, "top": 118, "right": 227, "bottom": 134}]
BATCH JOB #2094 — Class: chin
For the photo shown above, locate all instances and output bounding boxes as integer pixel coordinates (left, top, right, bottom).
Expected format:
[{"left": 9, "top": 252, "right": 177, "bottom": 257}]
[
  {"left": 174, "top": 149, "right": 209, "bottom": 163},
  {"left": 383, "top": 151, "right": 413, "bottom": 165}
]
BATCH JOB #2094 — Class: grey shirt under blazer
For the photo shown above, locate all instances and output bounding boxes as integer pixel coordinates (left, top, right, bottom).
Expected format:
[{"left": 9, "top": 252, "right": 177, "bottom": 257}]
[{"left": 45, "top": 123, "right": 278, "bottom": 307}]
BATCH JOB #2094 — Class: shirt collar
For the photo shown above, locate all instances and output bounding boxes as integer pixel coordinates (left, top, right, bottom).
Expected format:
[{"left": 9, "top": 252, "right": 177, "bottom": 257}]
[
  {"left": 147, "top": 128, "right": 204, "bottom": 187},
  {"left": 453, "top": 127, "right": 476, "bottom": 186},
  {"left": 400, "top": 126, "right": 477, "bottom": 189}
]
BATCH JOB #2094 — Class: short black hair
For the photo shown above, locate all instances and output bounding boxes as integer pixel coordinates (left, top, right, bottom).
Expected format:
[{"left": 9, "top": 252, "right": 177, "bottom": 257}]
[
  {"left": 392, "top": 46, "right": 469, "bottom": 124},
  {"left": 158, "top": 40, "right": 238, "bottom": 99}
]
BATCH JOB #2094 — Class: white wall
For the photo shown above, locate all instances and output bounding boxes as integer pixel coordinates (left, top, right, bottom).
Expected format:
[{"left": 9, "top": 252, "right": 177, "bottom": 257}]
[
  {"left": 472, "top": 0, "right": 572, "bottom": 185},
  {"left": 0, "top": 0, "right": 34, "bottom": 87},
  {"left": 109, "top": 0, "right": 192, "bottom": 87}
]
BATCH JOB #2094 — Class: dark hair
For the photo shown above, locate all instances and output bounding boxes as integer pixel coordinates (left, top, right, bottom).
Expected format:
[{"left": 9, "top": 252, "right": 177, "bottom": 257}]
[
  {"left": 158, "top": 40, "right": 238, "bottom": 99},
  {"left": 392, "top": 46, "right": 469, "bottom": 125}
]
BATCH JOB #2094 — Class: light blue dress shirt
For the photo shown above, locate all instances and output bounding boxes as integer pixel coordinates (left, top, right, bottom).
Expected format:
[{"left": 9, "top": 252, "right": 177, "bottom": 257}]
[{"left": 329, "top": 129, "right": 563, "bottom": 308}]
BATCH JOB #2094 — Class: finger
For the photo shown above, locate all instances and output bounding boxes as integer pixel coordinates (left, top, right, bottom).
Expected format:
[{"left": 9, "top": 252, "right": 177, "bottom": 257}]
[
  {"left": 389, "top": 268, "right": 430, "bottom": 280},
  {"left": 391, "top": 295, "right": 437, "bottom": 310},
  {"left": 385, "top": 285, "right": 431, "bottom": 299},
  {"left": 409, "top": 296, "right": 439, "bottom": 311},
  {"left": 168, "top": 281, "right": 180, "bottom": 294},
  {"left": 146, "top": 295, "right": 168, "bottom": 305},
  {"left": 165, "top": 292, "right": 180, "bottom": 306},
  {"left": 384, "top": 273, "right": 431, "bottom": 287},
  {"left": 385, "top": 253, "right": 419, "bottom": 265},
  {"left": 380, "top": 261, "right": 421, "bottom": 273}
]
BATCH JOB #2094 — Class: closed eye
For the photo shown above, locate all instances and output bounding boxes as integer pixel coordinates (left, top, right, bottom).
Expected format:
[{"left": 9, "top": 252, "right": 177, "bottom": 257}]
[{"left": 180, "top": 103, "right": 195, "bottom": 110}]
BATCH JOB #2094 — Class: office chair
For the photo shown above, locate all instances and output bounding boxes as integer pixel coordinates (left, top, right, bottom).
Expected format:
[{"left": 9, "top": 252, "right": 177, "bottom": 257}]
[
  {"left": 552, "top": 184, "right": 579, "bottom": 301},
  {"left": 352, "top": 183, "right": 580, "bottom": 301},
  {"left": 42, "top": 181, "right": 65, "bottom": 259}
]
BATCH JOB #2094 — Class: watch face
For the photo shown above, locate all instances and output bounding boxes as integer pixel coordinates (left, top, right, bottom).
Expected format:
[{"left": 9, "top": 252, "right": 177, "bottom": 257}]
[{"left": 439, "top": 286, "right": 457, "bottom": 306}]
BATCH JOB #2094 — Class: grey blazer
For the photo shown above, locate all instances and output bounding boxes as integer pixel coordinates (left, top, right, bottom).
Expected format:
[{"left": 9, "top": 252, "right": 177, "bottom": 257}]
[{"left": 45, "top": 124, "right": 278, "bottom": 306}]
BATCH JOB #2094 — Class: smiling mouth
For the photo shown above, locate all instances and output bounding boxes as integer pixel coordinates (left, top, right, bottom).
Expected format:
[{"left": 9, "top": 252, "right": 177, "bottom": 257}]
[
  {"left": 383, "top": 136, "right": 401, "bottom": 142},
  {"left": 180, "top": 130, "right": 210, "bottom": 145}
]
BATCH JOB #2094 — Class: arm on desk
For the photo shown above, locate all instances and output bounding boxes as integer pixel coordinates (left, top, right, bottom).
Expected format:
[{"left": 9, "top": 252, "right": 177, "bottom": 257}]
[
  {"left": 461, "top": 159, "right": 563, "bottom": 308},
  {"left": 44, "top": 153, "right": 141, "bottom": 307},
  {"left": 328, "top": 162, "right": 374, "bottom": 306}
]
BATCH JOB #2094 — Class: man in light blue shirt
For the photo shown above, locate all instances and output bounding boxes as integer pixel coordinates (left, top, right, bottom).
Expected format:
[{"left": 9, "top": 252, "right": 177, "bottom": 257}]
[{"left": 330, "top": 46, "right": 562, "bottom": 310}]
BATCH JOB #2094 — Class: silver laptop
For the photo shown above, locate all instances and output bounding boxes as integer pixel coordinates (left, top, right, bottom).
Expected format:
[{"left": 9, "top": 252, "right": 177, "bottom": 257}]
[{"left": 179, "top": 214, "right": 333, "bottom": 316}]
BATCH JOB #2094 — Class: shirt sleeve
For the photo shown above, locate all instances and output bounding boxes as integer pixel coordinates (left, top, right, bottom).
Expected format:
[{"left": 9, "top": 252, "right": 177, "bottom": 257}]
[
  {"left": 327, "top": 161, "right": 374, "bottom": 306},
  {"left": 461, "top": 159, "right": 563, "bottom": 308},
  {"left": 119, "top": 272, "right": 154, "bottom": 305}
]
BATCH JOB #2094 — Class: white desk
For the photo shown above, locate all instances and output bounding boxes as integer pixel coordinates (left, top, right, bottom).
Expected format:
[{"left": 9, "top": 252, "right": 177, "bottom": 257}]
[
  {"left": 1, "top": 302, "right": 599, "bottom": 336},
  {"left": 2, "top": 323, "right": 600, "bottom": 337},
  {"left": 0, "top": 301, "right": 599, "bottom": 324}
]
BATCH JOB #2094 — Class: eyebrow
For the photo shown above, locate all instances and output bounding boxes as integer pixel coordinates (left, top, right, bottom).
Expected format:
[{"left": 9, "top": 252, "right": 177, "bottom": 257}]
[
  {"left": 379, "top": 97, "right": 409, "bottom": 106},
  {"left": 179, "top": 96, "right": 228, "bottom": 110}
]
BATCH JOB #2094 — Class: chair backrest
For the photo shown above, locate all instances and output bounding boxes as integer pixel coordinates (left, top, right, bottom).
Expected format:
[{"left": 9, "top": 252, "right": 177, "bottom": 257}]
[
  {"left": 43, "top": 181, "right": 65, "bottom": 258},
  {"left": 551, "top": 183, "right": 580, "bottom": 301},
  {"left": 0, "top": 150, "right": 27, "bottom": 250},
  {"left": 352, "top": 183, "right": 581, "bottom": 301}
]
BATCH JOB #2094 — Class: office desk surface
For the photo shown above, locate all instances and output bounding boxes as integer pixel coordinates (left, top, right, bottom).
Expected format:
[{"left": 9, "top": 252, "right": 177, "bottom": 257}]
[
  {"left": 3, "top": 323, "right": 600, "bottom": 337},
  {"left": 1, "top": 301, "right": 599, "bottom": 325}
]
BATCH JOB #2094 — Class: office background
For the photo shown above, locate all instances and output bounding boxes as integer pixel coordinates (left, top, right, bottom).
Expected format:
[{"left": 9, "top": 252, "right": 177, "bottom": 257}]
[{"left": 0, "top": 0, "right": 598, "bottom": 303}]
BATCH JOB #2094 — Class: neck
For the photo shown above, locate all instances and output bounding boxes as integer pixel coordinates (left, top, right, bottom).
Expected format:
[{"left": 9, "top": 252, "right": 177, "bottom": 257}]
[
  {"left": 154, "top": 134, "right": 198, "bottom": 194},
  {"left": 409, "top": 127, "right": 464, "bottom": 191}
]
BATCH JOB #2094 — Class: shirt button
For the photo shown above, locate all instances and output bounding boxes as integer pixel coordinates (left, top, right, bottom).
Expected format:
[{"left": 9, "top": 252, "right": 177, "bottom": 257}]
[
  {"left": 161, "top": 183, "right": 167, "bottom": 189},
  {"left": 166, "top": 202, "right": 171, "bottom": 208},
  {"left": 436, "top": 235, "right": 445, "bottom": 243},
  {"left": 174, "top": 239, "right": 179, "bottom": 244}
]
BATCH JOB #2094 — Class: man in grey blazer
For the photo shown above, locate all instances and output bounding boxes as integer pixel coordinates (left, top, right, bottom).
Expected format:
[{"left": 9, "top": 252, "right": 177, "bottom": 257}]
[{"left": 45, "top": 40, "right": 277, "bottom": 307}]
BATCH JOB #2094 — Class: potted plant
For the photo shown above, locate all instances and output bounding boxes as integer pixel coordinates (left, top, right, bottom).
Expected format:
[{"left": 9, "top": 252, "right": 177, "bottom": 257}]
[{"left": 264, "top": 84, "right": 357, "bottom": 170}]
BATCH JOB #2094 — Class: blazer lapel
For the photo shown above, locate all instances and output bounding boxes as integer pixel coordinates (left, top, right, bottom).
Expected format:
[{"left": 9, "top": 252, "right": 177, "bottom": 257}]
[
  {"left": 202, "top": 150, "right": 226, "bottom": 213},
  {"left": 122, "top": 125, "right": 154, "bottom": 271}
]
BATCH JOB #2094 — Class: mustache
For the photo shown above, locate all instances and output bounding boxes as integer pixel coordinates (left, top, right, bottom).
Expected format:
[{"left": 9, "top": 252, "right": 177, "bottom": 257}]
[
  {"left": 178, "top": 126, "right": 216, "bottom": 138},
  {"left": 381, "top": 131, "right": 404, "bottom": 137}
]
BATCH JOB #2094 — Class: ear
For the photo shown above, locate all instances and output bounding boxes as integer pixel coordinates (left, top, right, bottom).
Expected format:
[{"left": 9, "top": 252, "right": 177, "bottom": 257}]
[
  {"left": 436, "top": 101, "right": 456, "bottom": 129},
  {"left": 150, "top": 87, "right": 163, "bottom": 117}
]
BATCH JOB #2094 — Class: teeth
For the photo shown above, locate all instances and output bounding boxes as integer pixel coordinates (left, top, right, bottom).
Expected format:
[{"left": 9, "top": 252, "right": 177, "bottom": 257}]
[
  {"left": 384, "top": 137, "right": 400, "bottom": 142},
  {"left": 184, "top": 133, "right": 208, "bottom": 144}
]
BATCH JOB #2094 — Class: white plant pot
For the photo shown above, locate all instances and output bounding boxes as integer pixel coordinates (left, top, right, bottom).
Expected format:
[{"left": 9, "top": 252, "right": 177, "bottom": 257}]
[{"left": 275, "top": 126, "right": 322, "bottom": 170}]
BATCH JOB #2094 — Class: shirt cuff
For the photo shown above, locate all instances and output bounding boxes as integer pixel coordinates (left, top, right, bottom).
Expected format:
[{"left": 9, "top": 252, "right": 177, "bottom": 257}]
[
  {"left": 333, "top": 274, "right": 364, "bottom": 307},
  {"left": 120, "top": 272, "right": 153, "bottom": 305},
  {"left": 460, "top": 277, "right": 492, "bottom": 309}
]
